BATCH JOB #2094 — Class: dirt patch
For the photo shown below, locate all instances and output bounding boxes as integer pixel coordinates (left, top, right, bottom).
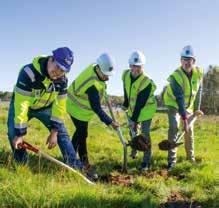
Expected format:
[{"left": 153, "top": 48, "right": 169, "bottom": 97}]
[
  {"left": 141, "top": 169, "right": 186, "bottom": 181},
  {"left": 160, "top": 191, "right": 202, "bottom": 208},
  {"left": 99, "top": 173, "right": 134, "bottom": 186},
  {"left": 99, "top": 169, "right": 186, "bottom": 186},
  {"left": 142, "top": 170, "right": 169, "bottom": 179}
]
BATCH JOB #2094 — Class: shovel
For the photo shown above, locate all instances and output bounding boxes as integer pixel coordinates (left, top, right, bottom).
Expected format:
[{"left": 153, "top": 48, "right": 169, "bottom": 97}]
[
  {"left": 18, "top": 141, "right": 95, "bottom": 185},
  {"left": 124, "top": 110, "right": 150, "bottom": 154},
  {"left": 158, "top": 110, "right": 203, "bottom": 151},
  {"left": 124, "top": 110, "right": 138, "bottom": 158},
  {"left": 124, "top": 110, "right": 137, "bottom": 139},
  {"left": 105, "top": 95, "right": 128, "bottom": 173}
]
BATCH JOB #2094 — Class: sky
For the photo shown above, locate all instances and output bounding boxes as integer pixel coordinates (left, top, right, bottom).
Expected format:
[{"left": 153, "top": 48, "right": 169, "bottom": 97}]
[{"left": 0, "top": 0, "right": 219, "bottom": 95}]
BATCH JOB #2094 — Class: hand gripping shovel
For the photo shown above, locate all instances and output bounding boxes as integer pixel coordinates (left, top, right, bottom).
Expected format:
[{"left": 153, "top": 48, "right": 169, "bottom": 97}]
[
  {"left": 124, "top": 111, "right": 136, "bottom": 139},
  {"left": 124, "top": 110, "right": 151, "bottom": 152},
  {"left": 105, "top": 95, "right": 128, "bottom": 172},
  {"left": 18, "top": 141, "right": 95, "bottom": 185},
  {"left": 158, "top": 110, "right": 203, "bottom": 151}
]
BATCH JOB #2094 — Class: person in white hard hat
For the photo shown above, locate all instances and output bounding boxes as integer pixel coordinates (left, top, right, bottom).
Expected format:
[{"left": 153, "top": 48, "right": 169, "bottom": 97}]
[
  {"left": 122, "top": 50, "right": 157, "bottom": 172},
  {"left": 163, "top": 45, "right": 204, "bottom": 171},
  {"left": 67, "top": 53, "right": 119, "bottom": 180}
]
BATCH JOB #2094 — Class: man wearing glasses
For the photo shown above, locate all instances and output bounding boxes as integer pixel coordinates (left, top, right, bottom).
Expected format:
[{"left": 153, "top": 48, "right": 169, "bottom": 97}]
[
  {"left": 7, "top": 47, "right": 82, "bottom": 170},
  {"left": 163, "top": 45, "right": 204, "bottom": 171}
]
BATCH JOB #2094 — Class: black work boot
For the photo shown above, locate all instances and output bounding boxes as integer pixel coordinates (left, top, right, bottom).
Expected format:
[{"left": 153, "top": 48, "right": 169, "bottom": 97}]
[
  {"left": 130, "top": 148, "right": 138, "bottom": 159},
  {"left": 84, "top": 164, "right": 98, "bottom": 181},
  {"left": 167, "top": 162, "right": 176, "bottom": 171},
  {"left": 81, "top": 155, "right": 98, "bottom": 181},
  {"left": 139, "top": 162, "right": 150, "bottom": 173}
]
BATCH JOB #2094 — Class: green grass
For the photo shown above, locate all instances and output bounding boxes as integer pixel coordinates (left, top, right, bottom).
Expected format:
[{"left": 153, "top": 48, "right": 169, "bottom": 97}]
[{"left": 0, "top": 102, "right": 218, "bottom": 207}]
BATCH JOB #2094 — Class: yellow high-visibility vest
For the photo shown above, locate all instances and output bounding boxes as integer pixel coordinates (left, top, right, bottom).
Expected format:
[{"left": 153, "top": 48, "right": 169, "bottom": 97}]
[
  {"left": 67, "top": 64, "right": 106, "bottom": 121},
  {"left": 163, "top": 66, "right": 203, "bottom": 113},
  {"left": 122, "top": 69, "right": 157, "bottom": 122}
]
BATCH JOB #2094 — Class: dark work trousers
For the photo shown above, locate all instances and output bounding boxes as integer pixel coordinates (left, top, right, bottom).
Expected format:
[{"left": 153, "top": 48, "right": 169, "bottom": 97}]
[{"left": 70, "top": 116, "right": 89, "bottom": 165}]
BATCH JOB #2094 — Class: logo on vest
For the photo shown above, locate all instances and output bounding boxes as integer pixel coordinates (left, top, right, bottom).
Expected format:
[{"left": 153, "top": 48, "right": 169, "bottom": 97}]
[{"left": 34, "top": 90, "right": 41, "bottom": 98}]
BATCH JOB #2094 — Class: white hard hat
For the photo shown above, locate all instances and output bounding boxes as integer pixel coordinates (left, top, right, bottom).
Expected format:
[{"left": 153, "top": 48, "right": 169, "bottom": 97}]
[
  {"left": 96, "top": 53, "right": 115, "bottom": 76},
  {"left": 129, "top": 50, "right": 146, "bottom": 66},
  {"left": 181, "top": 45, "right": 195, "bottom": 59}
]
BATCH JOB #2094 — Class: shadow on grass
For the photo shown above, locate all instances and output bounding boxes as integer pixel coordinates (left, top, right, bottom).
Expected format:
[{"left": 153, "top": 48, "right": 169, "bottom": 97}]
[
  {"left": 0, "top": 149, "right": 69, "bottom": 175},
  {"left": 159, "top": 191, "right": 219, "bottom": 208},
  {"left": 160, "top": 200, "right": 202, "bottom": 208},
  {"left": 52, "top": 193, "right": 159, "bottom": 208},
  {"left": 0, "top": 149, "right": 208, "bottom": 182},
  {"left": 54, "top": 191, "right": 218, "bottom": 208},
  {"left": 95, "top": 153, "right": 168, "bottom": 174}
]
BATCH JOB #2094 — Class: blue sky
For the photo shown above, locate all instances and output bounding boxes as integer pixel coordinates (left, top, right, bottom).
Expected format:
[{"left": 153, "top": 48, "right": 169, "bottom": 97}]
[{"left": 1, "top": 0, "right": 219, "bottom": 95}]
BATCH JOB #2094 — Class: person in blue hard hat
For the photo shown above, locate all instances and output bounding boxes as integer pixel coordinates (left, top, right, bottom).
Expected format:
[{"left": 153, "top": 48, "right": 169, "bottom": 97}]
[{"left": 7, "top": 47, "right": 82, "bottom": 170}]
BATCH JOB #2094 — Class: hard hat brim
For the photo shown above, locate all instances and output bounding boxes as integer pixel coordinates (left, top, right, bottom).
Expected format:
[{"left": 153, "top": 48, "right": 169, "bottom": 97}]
[
  {"left": 101, "top": 70, "right": 115, "bottom": 76},
  {"left": 55, "top": 60, "right": 70, "bottom": 72},
  {"left": 181, "top": 56, "right": 196, "bottom": 60},
  {"left": 130, "top": 63, "right": 144, "bottom": 66}
]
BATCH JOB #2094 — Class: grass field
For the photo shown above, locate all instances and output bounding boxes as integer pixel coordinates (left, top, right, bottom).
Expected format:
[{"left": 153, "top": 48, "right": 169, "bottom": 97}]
[{"left": 0, "top": 102, "right": 218, "bottom": 208}]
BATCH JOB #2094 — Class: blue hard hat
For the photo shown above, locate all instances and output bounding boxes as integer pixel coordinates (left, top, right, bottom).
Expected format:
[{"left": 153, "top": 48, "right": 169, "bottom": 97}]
[{"left": 52, "top": 47, "right": 74, "bottom": 72}]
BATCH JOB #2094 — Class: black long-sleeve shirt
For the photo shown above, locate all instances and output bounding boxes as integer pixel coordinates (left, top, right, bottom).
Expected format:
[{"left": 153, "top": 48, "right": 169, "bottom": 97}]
[{"left": 86, "top": 86, "right": 112, "bottom": 125}]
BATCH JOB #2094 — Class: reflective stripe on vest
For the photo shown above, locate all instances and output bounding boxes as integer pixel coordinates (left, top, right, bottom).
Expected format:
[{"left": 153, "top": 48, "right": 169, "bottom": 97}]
[
  {"left": 15, "top": 123, "right": 28, "bottom": 129},
  {"left": 24, "top": 66, "right": 36, "bottom": 82},
  {"left": 73, "top": 76, "right": 99, "bottom": 94},
  {"left": 15, "top": 86, "right": 33, "bottom": 97},
  {"left": 68, "top": 92, "right": 92, "bottom": 111},
  {"left": 67, "top": 64, "right": 106, "bottom": 121}
]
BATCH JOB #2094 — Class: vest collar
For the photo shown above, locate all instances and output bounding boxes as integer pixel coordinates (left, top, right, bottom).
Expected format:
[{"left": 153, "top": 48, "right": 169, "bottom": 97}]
[
  {"left": 130, "top": 71, "right": 143, "bottom": 84},
  {"left": 94, "top": 65, "right": 105, "bottom": 82},
  {"left": 39, "top": 57, "right": 50, "bottom": 78},
  {"left": 32, "top": 56, "right": 50, "bottom": 79}
]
